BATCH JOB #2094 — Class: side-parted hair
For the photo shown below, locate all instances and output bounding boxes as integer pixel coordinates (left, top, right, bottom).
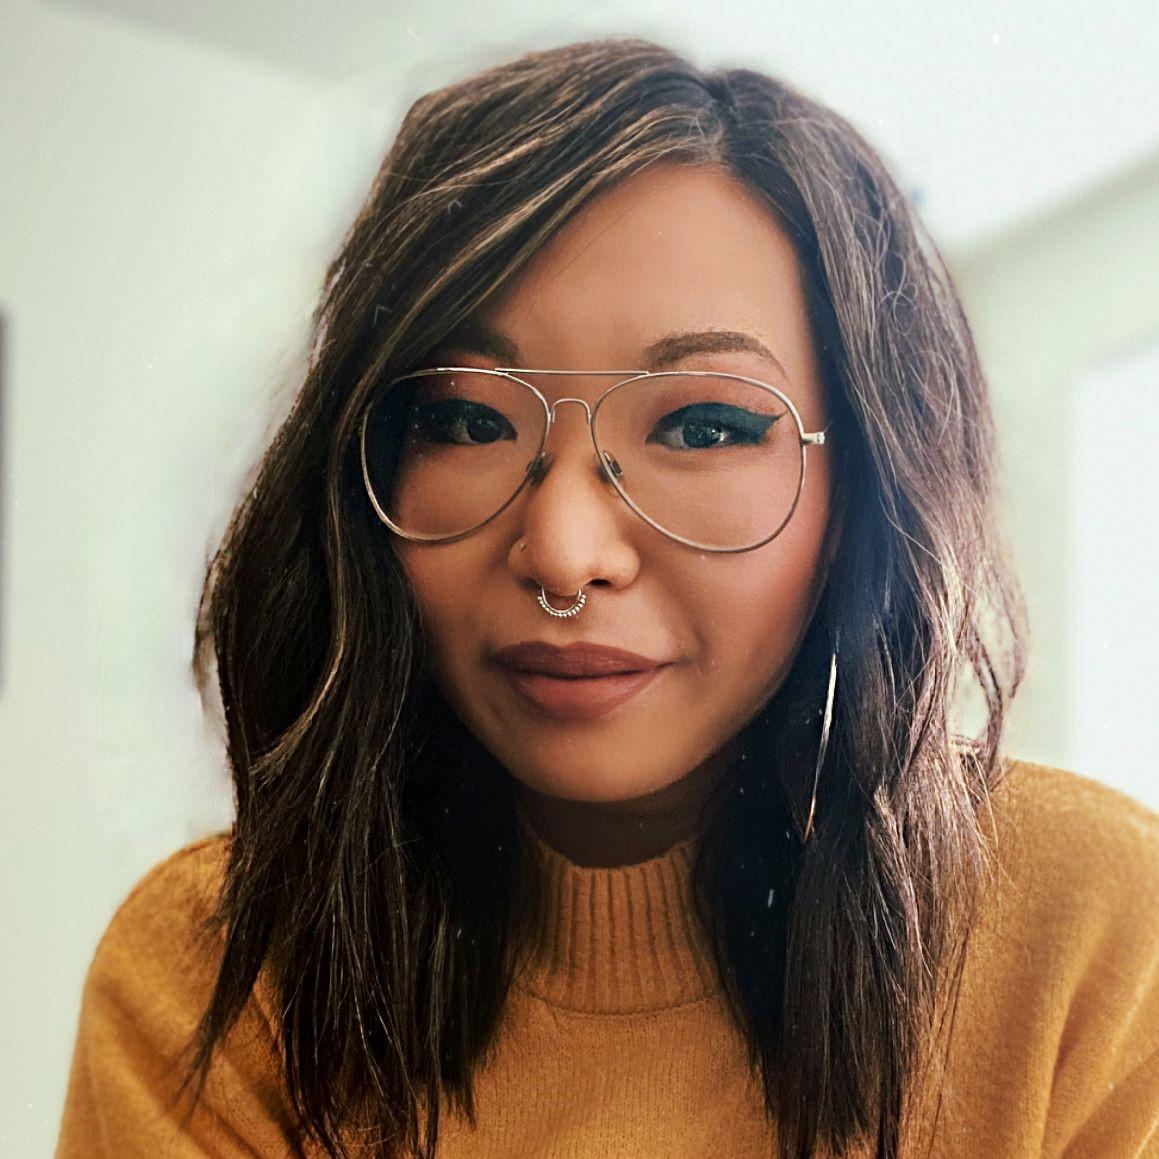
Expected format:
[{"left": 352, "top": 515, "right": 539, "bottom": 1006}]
[{"left": 182, "top": 37, "right": 1026, "bottom": 1159}]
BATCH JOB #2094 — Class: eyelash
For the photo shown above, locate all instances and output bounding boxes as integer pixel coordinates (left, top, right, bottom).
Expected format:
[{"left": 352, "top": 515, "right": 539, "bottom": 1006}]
[
  {"left": 647, "top": 403, "right": 779, "bottom": 449},
  {"left": 409, "top": 399, "right": 780, "bottom": 449}
]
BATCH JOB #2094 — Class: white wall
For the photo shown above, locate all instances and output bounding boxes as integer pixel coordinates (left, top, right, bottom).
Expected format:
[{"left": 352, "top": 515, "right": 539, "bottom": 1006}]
[
  {"left": 951, "top": 152, "right": 1159, "bottom": 805},
  {"left": 1070, "top": 340, "right": 1159, "bottom": 804},
  {"left": 0, "top": 2, "right": 392, "bottom": 1151}
]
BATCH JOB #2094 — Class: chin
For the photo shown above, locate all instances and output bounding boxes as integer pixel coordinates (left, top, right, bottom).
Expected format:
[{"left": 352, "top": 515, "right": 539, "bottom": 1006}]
[{"left": 505, "top": 752, "right": 685, "bottom": 805}]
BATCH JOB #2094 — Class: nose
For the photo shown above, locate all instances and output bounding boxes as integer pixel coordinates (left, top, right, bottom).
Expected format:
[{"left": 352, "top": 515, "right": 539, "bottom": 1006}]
[{"left": 509, "top": 399, "right": 640, "bottom": 599}]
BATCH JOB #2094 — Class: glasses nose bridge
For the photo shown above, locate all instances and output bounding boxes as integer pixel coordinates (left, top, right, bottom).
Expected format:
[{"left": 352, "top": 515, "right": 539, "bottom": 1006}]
[
  {"left": 530, "top": 393, "right": 616, "bottom": 490},
  {"left": 547, "top": 396, "right": 595, "bottom": 427}
]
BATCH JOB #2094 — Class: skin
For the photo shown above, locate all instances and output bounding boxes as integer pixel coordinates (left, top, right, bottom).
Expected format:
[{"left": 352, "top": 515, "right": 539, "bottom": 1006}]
[{"left": 394, "top": 163, "right": 840, "bottom": 867}]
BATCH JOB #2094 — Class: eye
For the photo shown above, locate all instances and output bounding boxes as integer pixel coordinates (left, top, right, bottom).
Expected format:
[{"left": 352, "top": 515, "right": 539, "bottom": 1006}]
[
  {"left": 411, "top": 399, "right": 516, "bottom": 445},
  {"left": 646, "top": 403, "right": 780, "bottom": 450}
]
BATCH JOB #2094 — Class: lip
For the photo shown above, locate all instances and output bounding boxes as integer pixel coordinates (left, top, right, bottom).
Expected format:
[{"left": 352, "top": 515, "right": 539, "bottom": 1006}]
[
  {"left": 492, "top": 641, "right": 664, "bottom": 677},
  {"left": 491, "top": 642, "right": 669, "bottom": 722}
]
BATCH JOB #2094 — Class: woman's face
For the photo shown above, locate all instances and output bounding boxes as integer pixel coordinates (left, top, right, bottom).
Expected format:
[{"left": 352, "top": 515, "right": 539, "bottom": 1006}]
[{"left": 394, "top": 163, "right": 838, "bottom": 809}]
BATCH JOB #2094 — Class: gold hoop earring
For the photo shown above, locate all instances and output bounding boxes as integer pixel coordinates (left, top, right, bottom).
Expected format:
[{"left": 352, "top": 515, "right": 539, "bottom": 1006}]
[{"left": 803, "top": 627, "right": 839, "bottom": 841}]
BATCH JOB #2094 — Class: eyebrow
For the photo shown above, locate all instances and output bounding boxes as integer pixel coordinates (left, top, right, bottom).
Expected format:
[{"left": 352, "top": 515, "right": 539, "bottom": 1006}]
[
  {"left": 643, "top": 330, "right": 788, "bottom": 379},
  {"left": 438, "top": 319, "right": 521, "bottom": 365},
  {"left": 436, "top": 320, "right": 789, "bottom": 380}
]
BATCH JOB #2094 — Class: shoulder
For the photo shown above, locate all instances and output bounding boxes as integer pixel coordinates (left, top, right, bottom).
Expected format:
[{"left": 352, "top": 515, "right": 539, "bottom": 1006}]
[
  {"left": 989, "top": 755, "right": 1159, "bottom": 832},
  {"left": 61, "top": 836, "right": 308, "bottom": 1154},
  {"left": 82, "top": 831, "right": 245, "bottom": 1031},
  {"left": 975, "top": 757, "right": 1159, "bottom": 975},
  {"left": 984, "top": 756, "right": 1159, "bottom": 896},
  {"left": 117, "top": 831, "right": 233, "bottom": 910},
  {"left": 942, "top": 766, "right": 1159, "bottom": 1153},
  {"left": 95, "top": 831, "right": 233, "bottom": 960}
]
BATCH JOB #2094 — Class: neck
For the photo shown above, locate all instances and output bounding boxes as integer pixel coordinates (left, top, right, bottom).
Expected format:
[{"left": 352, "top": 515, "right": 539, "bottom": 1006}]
[{"left": 512, "top": 741, "right": 737, "bottom": 867}]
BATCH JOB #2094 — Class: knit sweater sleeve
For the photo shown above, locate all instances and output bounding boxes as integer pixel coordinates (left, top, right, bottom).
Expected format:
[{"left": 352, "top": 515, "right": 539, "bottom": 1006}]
[
  {"left": 1026, "top": 770, "right": 1159, "bottom": 1157},
  {"left": 945, "top": 762, "right": 1159, "bottom": 1159},
  {"left": 55, "top": 833, "right": 303, "bottom": 1158}
]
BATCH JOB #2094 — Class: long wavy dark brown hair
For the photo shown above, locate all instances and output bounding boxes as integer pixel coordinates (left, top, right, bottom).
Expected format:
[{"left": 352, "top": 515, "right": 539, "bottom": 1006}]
[{"left": 177, "top": 36, "right": 1027, "bottom": 1159}]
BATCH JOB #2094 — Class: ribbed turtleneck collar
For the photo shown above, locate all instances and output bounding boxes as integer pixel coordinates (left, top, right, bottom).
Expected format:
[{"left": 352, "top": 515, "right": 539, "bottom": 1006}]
[{"left": 511, "top": 802, "right": 722, "bottom": 1015}]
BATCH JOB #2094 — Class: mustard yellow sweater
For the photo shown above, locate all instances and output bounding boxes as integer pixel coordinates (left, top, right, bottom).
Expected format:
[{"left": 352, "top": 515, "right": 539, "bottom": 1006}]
[{"left": 57, "top": 760, "right": 1159, "bottom": 1157}]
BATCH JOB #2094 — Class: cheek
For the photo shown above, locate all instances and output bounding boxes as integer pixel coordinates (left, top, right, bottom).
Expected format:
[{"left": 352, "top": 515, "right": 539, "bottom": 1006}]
[
  {"left": 393, "top": 547, "right": 471, "bottom": 673},
  {"left": 698, "top": 484, "right": 833, "bottom": 696},
  {"left": 393, "top": 543, "right": 515, "bottom": 729}
]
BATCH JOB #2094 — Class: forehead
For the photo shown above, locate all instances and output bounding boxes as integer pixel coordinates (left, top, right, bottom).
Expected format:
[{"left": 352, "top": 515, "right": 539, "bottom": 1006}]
[{"left": 473, "top": 164, "right": 816, "bottom": 386}]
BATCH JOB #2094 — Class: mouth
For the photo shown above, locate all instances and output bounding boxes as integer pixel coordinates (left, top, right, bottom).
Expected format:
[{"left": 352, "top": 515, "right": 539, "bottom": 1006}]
[
  {"left": 496, "top": 665, "right": 667, "bottom": 722},
  {"left": 490, "top": 641, "right": 671, "bottom": 721}
]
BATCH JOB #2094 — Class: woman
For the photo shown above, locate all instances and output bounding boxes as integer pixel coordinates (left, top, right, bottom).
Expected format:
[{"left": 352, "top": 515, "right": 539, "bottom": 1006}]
[{"left": 57, "top": 37, "right": 1159, "bottom": 1159}]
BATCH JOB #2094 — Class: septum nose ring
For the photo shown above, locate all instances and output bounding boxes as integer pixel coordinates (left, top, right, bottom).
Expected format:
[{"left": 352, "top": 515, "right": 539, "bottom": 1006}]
[
  {"left": 519, "top": 541, "right": 587, "bottom": 618},
  {"left": 537, "top": 587, "right": 587, "bottom": 618}
]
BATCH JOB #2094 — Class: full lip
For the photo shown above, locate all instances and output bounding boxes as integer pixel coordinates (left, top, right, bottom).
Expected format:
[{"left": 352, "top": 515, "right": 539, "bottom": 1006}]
[
  {"left": 490, "top": 641, "right": 672, "bottom": 722},
  {"left": 491, "top": 641, "right": 666, "bottom": 677}
]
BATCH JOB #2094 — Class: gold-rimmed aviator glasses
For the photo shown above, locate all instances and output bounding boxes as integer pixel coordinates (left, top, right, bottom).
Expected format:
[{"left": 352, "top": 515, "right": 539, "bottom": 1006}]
[{"left": 358, "top": 366, "right": 831, "bottom": 554}]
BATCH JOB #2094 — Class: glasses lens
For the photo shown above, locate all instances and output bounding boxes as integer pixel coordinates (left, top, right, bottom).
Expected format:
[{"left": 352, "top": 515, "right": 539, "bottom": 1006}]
[
  {"left": 595, "top": 373, "right": 803, "bottom": 550},
  {"left": 362, "top": 370, "right": 545, "bottom": 539}
]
